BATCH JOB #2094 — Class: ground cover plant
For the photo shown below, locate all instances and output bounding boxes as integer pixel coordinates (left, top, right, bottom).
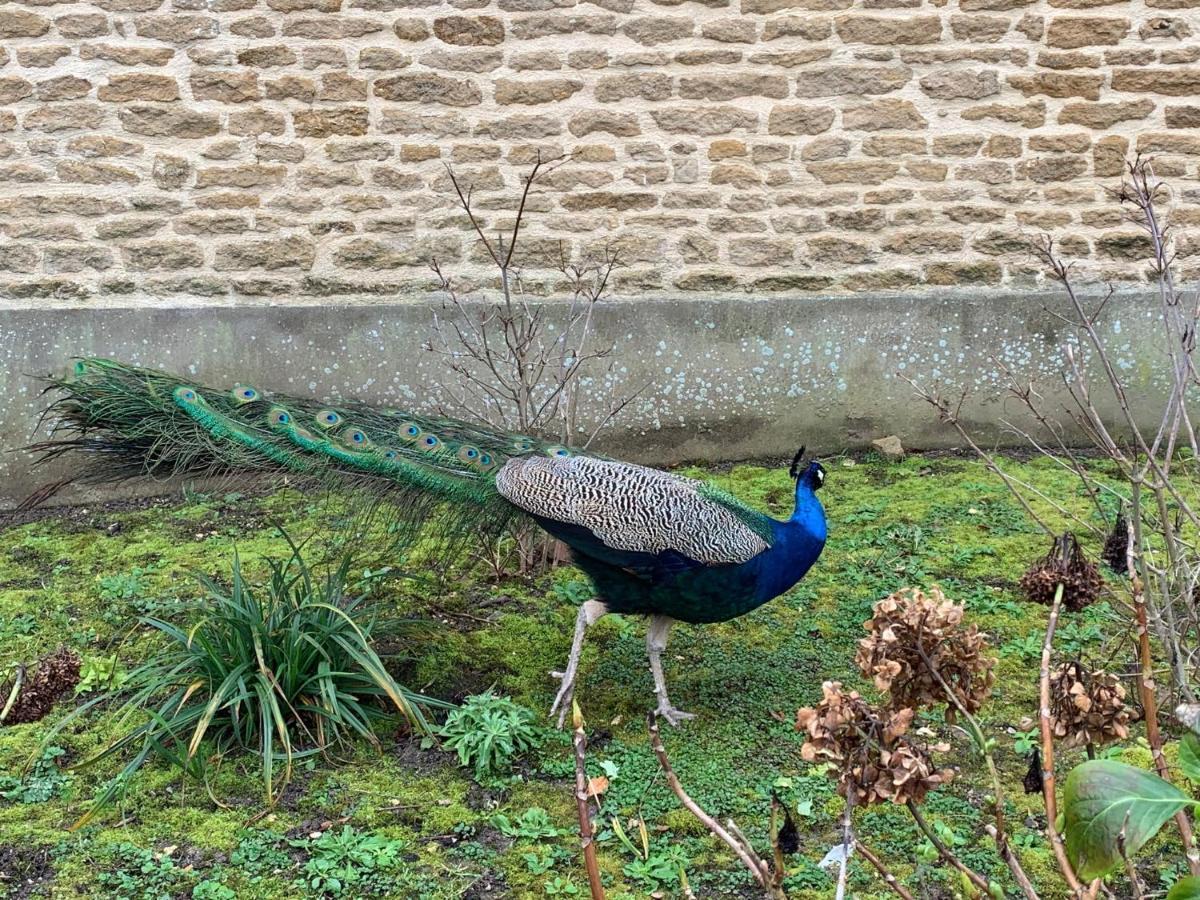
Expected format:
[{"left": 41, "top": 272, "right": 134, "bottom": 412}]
[{"left": 0, "top": 450, "right": 1191, "bottom": 898}]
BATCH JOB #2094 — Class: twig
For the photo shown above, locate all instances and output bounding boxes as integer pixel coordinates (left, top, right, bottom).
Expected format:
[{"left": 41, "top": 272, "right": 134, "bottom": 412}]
[
  {"left": 1128, "top": 523, "right": 1200, "bottom": 876},
  {"left": 1116, "top": 808, "right": 1146, "bottom": 900},
  {"left": 572, "top": 702, "right": 606, "bottom": 900},
  {"left": 647, "top": 712, "right": 783, "bottom": 898},
  {"left": 855, "top": 841, "right": 916, "bottom": 900},
  {"left": 0, "top": 665, "right": 24, "bottom": 722},
  {"left": 985, "top": 824, "right": 1041, "bottom": 900},
  {"left": 905, "top": 799, "right": 992, "bottom": 895},
  {"left": 1038, "top": 583, "right": 1087, "bottom": 896},
  {"left": 835, "top": 793, "right": 854, "bottom": 900}
]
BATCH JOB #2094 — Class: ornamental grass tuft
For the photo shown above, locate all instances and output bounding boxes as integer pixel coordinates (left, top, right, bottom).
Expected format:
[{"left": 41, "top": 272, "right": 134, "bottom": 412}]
[{"left": 43, "top": 532, "right": 444, "bottom": 827}]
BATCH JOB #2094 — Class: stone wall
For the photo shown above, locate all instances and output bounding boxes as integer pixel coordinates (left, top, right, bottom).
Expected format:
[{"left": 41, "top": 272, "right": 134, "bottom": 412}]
[{"left": 0, "top": 0, "right": 1197, "bottom": 303}]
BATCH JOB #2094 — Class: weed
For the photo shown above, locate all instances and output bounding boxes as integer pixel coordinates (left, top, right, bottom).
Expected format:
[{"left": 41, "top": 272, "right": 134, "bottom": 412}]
[
  {"left": 0, "top": 745, "right": 68, "bottom": 804},
  {"left": 294, "top": 825, "right": 406, "bottom": 897},
  {"left": 75, "top": 654, "right": 129, "bottom": 694},
  {"left": 192, "top": 879, "right": 238, "bottom": 900},
  {"left": 439, "top": 691, "right": 540, "bottom": 783},
  {"left": 492, "top": 807, "right": 561, "bottom": 841},
  {"left": 543, "top": 875, "right": 580, "bottom": 895},
  {"left": 96, "top": 844, "right": 190, "bottom": 900},
  {"left": 229, "top": 829, "right": 292, "bottom": 880}
]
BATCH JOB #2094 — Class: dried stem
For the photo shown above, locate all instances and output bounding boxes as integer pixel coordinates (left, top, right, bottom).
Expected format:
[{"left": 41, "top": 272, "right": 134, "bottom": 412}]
[
  {"left": 985, "top": 825, "right": 1041, "bottom": 900},
  {"left": 572, "top": 702, "right": 606, "bottom": 900},
  {"left": 905, "top": 799, "right": 992, "bottom": 895},
  {"left": 910, "top": 619, "right": 1039, "bottom": 899},
  {"left": 646, "top": 712, "right": 783, "bottom": 899},
  {"left": 835, "top": 793, "right": 853, "bottom": 900},
  {"left": 1128, "top": 526, "right": 1200, "bottom": 876},
  {"left": 855, "top": 841, "right": 916, "bottom": 900},
  {"left": 1039, "top": 584, "right": 1087, "bottom": 896}
]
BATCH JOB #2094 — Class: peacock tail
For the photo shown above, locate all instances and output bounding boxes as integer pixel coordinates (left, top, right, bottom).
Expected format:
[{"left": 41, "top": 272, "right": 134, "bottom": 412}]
[{"left": 27, "top": 358, "right": 585, "bottom": 552}]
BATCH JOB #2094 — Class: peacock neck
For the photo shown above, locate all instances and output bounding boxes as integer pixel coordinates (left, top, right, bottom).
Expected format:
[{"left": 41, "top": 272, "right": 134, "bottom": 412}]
[{"left": 752, "top": 489, "right": 827, "bottom": 603}]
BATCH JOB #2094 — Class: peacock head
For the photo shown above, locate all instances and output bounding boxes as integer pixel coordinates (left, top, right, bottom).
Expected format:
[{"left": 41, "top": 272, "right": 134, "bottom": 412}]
[{"left": 788, "top": 445, "right": 825, "bottom": 494}]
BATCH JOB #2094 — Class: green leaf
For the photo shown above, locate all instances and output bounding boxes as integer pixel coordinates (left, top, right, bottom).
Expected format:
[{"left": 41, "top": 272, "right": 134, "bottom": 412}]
[
  {"left": 1063, "top": 760, "right": 1191, "bottom": 880},
  {"left": 1169, "top": 877, "right": 1200, "bottom": 900},
  {"left": 1180, "top": 734, "right": 1200, "bottom": 784}
]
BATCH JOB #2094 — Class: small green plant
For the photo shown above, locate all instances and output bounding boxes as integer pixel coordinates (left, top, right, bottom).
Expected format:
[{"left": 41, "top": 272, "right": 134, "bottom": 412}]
[
  {"left": 492, "top": 807, "right": 561, "bottom": 841},
  {"left": 96, "top": 844, "right": 190, "bottom": 900},
  {"left": 439, "top": 691, "right": 540, "bottom": 782},
  {"left": 0, "top": 745, "right": 68, "bottom": 803},
  {"left": 75, "top": 654, "right": 129, "bottom": 694},
  {"left": 543, "top": 875, "right": 580, "bottom": 895},
  {"left": 523, "top": 845, "right": 572, "bottom": 874},
  {"left": 229, "top": 829, "right": 292, "bottom": 880},
  {"left": 192, "top": 879, "right": 237, "bottom": 900},
  {"left": 1012, "top": 727, "right": 1038, "bottom": 755},
  {"left": 97, "top": 568, "right": 148, "bottom": 603},
  {"left": 43, "top": 533, "right": 444, "bottom": 826},
  {"left": 294, "top": 825, "right": 406, "bottom": 897}
]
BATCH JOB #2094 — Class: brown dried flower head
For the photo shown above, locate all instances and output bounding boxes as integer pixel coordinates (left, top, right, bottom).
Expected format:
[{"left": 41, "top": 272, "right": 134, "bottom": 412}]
[
  {"left": 796, "top": 681, "right": 954, "bottom": 806},
  {"left": 0, "top": 646, "right": 82, "bottom": 726},
  {"left": 1101, "top": 514, "right": 1128, "bottom": 575},
  {"left": 1021, "top": 532, "right": 1103, "bottom": 612},
  {"left": 1049, "top": 661, "right": 1131, "bottom": 748},
  {"left": 855, "top": 586, "right": 996, "bottom": 722}
]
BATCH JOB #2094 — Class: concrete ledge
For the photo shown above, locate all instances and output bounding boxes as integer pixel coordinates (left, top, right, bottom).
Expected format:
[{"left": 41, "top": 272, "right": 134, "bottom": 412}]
[{"left": 0, "top": 288, "right": 1165, "bottom": 507}]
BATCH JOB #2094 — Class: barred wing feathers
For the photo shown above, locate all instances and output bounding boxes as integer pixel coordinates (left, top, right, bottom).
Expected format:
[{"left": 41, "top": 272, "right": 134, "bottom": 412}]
[{"left": 494, "top": 456, "right": 772, "bottom": 566}]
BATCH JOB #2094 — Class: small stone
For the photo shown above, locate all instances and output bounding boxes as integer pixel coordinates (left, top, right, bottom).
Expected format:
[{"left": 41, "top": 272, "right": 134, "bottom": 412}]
[
  {"left": 919, "top": 69, "right": 1000, "bottom": 99},
  {"left": 293, "top": 108, "right": 370, "bottom": 137},
  {"left": 872, "top": 435, "right": 905, "bottom": 459},
  {"left": 99, "top": 73, "right": 179, "bottom": 102},
  {"left": 433, "top": 15, "right": 504, "bottom": 44},
  {"left": 1046, "top": 15, "right": 1129, "bottom": 47},
  {"left": 843, "top": 99, "right": 927, "bottom": 130}
]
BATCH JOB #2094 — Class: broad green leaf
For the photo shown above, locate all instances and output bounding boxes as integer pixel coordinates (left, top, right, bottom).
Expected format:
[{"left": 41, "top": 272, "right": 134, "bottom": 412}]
[
  {"left": 1181, "top": 733, "right": 1200, "bottom": 784},
  {"left": 1063, "top": 760, "right": 1191, "bottom": 880},
  {"left": 1169, "top": 876, "right": 1200, "bottom": 900}
]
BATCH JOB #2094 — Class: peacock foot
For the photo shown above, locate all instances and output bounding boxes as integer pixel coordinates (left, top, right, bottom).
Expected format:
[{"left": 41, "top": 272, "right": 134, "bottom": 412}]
[
  {"left": 654, "top": 702, "right": 696, "bottom": 727},
  {"left": 548, "top": 670, "right": 574, "bottom": 729}
]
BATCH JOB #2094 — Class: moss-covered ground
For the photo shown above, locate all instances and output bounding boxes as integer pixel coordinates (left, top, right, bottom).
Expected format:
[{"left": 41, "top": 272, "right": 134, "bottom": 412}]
[{"left": 0, "top": 453, "right": 1185, "bottom": 898}]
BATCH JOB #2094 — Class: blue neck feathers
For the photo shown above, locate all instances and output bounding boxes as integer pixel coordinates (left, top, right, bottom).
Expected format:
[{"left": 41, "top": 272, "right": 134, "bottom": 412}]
[{"left": 753, "top": 481, "right": 827, "bottom": 602}]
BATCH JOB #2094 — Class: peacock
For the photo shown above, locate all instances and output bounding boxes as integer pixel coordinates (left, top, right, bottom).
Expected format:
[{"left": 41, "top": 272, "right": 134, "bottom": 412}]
[{"left": 28, "top": 358, "right": 828, "bottom": 726}]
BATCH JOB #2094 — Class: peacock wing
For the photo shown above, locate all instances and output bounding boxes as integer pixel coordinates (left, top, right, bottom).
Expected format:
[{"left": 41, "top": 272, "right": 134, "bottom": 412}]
[{"left": 494, "top": 456, "right": 771, "bottom": 565}]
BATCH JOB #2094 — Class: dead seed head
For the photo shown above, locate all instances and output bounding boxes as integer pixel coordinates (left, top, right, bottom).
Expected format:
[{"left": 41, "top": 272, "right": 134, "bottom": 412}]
[
  {"left": 796, "top": 681, "right": 954, "bottom": 806},
  {"left": 1021, "top": 532, "right": 1103, "bottom": 612},
  {"left": 1049, "top": 662, "right": 1132, "bottom": 748},
  {"left": 855, "top": 586, "right": 996, "bottom": 722},
  {"left": 0, "top": 646, "right": 82, "bottom": 726}
]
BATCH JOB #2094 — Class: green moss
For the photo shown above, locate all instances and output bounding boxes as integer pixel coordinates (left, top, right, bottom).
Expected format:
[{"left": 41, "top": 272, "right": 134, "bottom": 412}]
[{"left": 0, "top": 455, "right": 1177, "bottom": 898}]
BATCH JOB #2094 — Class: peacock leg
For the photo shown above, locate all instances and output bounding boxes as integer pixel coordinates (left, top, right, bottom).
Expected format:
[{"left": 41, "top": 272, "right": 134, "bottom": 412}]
[
  {"left": 549, "top": 599, "right": 607, "bottom": 728},
  {"left": 646, "top": 615, "right": 695, "bottom": 726}
]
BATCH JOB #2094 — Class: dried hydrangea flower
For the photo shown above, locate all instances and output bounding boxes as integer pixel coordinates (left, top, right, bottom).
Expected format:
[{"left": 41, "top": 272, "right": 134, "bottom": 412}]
[
  {"left": 0, "top": 646, "right": 82, "bottom": 726},
  {"left": 1048, "top": 661, "right": 1131, "bottom": 749},
  {"left": 855, "top": 586, "right": 996, "bottom": 722},
  {"left": 1021, "top": 532, "right": 1103, "bottom": 612},
  {"left": 796, "top": 681, "right": 954, "bottom": 806}
]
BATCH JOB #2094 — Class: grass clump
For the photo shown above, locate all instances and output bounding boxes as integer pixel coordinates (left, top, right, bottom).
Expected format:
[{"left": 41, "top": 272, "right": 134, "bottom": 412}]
[
  {"left": 439, "top": 691, "right": 540, "bottom": 782},
  {"left": 44, "top": 532, "right": 444, "bottom": 825}
]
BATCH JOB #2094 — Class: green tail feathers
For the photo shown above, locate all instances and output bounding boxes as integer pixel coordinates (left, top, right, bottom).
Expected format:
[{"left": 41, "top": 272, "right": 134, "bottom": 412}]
[{"left": 29, "top": 358, "right": 578, "bottom": 512}]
